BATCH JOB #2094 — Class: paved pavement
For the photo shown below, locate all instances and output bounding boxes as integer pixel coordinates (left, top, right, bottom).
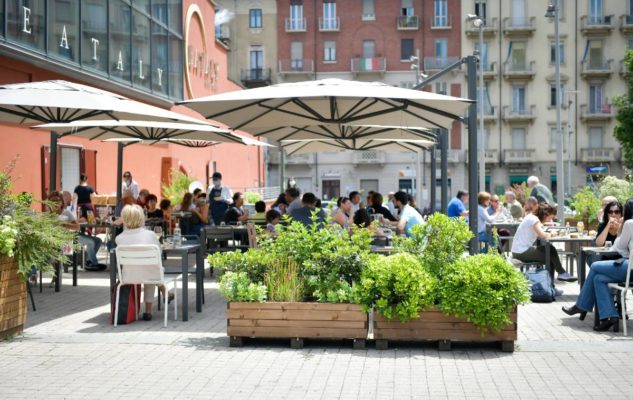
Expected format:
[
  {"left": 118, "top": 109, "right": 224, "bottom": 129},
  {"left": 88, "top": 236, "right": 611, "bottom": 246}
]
[{"left": 1, "top": 253, "right": 633, "bottom": 399}]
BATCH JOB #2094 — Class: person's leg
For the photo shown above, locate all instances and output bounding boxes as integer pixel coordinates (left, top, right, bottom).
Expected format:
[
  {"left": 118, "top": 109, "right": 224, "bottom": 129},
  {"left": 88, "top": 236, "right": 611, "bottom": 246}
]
[
  {"left": 77, "top": 235, "right": 98, "bottom": 266},
  {"left": 590, "top": 260, "right": 629, "bottom": 320},
  {"left": 546, "top": 243, "right": 566, "bottom": 274},
  {"left": 144, "top": 284, "right": 156, "bottom": 315},
  {"left": 576, "top": 267, "right": 598, "bottom": 312},
  {"left": 478, "top": 231, "right": 489, "bottom": 253}
]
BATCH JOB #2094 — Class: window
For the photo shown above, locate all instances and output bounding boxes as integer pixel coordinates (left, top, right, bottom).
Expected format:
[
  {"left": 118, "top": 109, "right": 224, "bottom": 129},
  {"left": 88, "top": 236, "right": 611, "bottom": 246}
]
[
  {"left": 362, "top": 40, "right": 375, "bottom": 58},
  {"left": 511, "top": 0, "right": 526, "bottom": 25},
  {"left": 435, "top": 38, "right": 447, "bottom": 58},
  {"left": 324, "top": 40, "right": 336, "bottom": 62},
  {"left": 168, "top": 33, "right": 182, "bottom": 99},
  {"left": 323, "top": 0, "right": 336, "bottom": 29},
  {"left": 589, "top": 0, "right": 603, "bottom": 23},
  {"left": 509, "top": 41, "right": 526, "bottom": 69},
  {"left": 362, "top": 0, "right": 375, "bottom": 20},
  {"left": 511, "top": 128, "right": 526, "bottom": 149},
  {"left": 49, "top": 0, "right": 79, "bottom": 63},
  {"left": 589, "top": 84, "right": 603, "bottom": 112},
  {"left": 360, "top": 179, "right": 379, "bottom": 194},
  {"left": 588, "top": 127, "right": 604, "bottom": 148},
  {"left": 109, "top": 0, "right": 131, "bottom": 83},
  {"left": 401, "top": 39, "right": 414, "bottom": 61},
  {"left": 549, "top": 126, "right": 560, "bottom": 151},
  {"left": 60, "top": 147, "right": 81, "bottom": 192},
  {"left": 151, "top": 22, "right": 168, "bottom": 95},
  {"left": 511, "top": 85, "right": 526, "bottom": 113},
  {"left": 289, "top": 0, "right": 303, "bottom": 30},
  {"left": 249, "top": 9, "right": 262, "bottom": 28},
  {"left": 549, "top": 41, "right": 565, "bottom": 65},
  {"left": 434, "top": 0, "right": 448, "bottom": 26},
  {"left": 83, "top": 1, "right": 110, "bottom": 73},
  {"left": 549, "top": 84, "right": 564, "bottom": 107},
  {"left": 585, "top": 40, "right": 604, "bottom": 68},
  {"left": 290, "top": 41, "right": 303, "bottom": 70},
  {"left": 249, "top": 48, "right": 264, "bottom": 79},
  {"left": 434, "top": 82, "right": 447, "bottom": 95},
  {"left": 475, "top": 0, "right": 487, "bottom": 22},
  {"left": 629, "top": 39, "right": 633, "bottom": 50},
  {"left": 401, "top": 0, "right": 414, "bottom": 16},
  {"left": 132, "top": 9, "right": 151, "bottom": 90},
  {"left": 7, "top": 0, "right": 46, "bottom": 51}
]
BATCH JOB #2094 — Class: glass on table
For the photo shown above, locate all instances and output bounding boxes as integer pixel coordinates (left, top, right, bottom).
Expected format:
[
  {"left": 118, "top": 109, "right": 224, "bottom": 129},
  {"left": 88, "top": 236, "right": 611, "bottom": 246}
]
[
  {"left": 153, "top": 225, "right": 163, "bottom": 241},
  {"left": 604, "top": 240, "right": 612, "bottom": 249}
]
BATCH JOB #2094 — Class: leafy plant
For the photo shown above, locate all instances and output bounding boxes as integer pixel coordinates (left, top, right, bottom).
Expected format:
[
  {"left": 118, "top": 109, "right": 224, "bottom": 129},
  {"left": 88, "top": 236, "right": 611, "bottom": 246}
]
[
  {"left": 614, "top": 49, "right": 633, "bottom": 170},
  {"left": 598, "top": 176, "right": 632, "bottom": 204},
  {"left": 218, "top": 271, "right": 267, "bottom": 302},
  {"left": 161, "top": 168, "right": 196, "bottom": 205},
  {"left": 570, "top": 186, "right": 601, "bottom": 224},
  {"left": 244, "top": 192, "right": 261, "bottom": 204},
  {"left": 264, "top": 258, "right": 303, "bottom": 302},
  {"left": 357, "top": 253, "right": 437, "bottom": 322},
  {"left": 438, "top": 254, "right": 531, "bottom": 334},
  {"left": 314, "top": 280, "right": 362, "bottom": 304},
  {"left": 0, "top": 215, "right": 18, "bottom": 257},
  {"left": 208, "top": 249, "right": 272, "bottom": 282}
]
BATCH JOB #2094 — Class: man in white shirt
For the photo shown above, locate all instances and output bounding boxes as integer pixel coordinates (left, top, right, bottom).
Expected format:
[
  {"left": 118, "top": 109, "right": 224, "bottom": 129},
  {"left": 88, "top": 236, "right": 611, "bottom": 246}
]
[
  {"left": 381, "top": 191, "right": 424, "bottom": 237},
  {"left": 122, "top": 171, "right": 140, "bottom": 200}
]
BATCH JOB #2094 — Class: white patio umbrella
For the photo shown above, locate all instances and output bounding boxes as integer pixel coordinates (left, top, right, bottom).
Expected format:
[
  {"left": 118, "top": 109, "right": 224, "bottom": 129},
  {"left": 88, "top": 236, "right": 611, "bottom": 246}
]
[
  {"left": 180, "top": 78, "right": 472, "bottom": 132},
  {"left": 280, "top": 138, "right": 435, "bottom": 155},
  {"left": 249, "top": 124, "right": 436, "bottom": 142},
  {"left": 0, "top": 80, "right": 208, "bottom": 191}
]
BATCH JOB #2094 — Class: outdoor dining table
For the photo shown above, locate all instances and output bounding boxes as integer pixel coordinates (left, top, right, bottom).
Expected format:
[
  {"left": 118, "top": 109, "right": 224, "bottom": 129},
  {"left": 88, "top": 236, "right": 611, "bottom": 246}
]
[
  {"left": 540, "top": 236, "right": 596, "bottom": 280},
  {"left": 109, "top": 240, "right": 205, "bottom": 321},
  {"left": 578, "top": 247, "right": 621, "bottom": 288}
]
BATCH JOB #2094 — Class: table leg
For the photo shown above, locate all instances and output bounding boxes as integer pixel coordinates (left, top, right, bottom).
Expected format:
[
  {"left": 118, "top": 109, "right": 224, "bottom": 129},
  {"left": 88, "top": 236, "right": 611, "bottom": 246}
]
[
  {"left": 181, "top": 252, "right": 189, "bottom": 321},
  {"left": 55, "top": 261, "right": 61, "bottom": 292},
  {"left": 579, "top": 250, "right": 587, "bottom": 288},
  {"left": 72, "top": 252, "right": 78, "bottom": 287},
  {"left": 196, "top": 247, "right": 203, "bottom": 312},
  {"left": 109, "top": 251, "right": 117, "bottom": 309}
]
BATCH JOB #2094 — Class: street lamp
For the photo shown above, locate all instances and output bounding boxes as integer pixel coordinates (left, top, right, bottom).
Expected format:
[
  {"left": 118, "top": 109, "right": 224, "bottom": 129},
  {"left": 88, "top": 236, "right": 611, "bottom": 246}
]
[
  {"left": 410, "top": 49, "right": 428, "bottom": 206},
  {"left": 566, "top": 90, "right": 579, "bottom": 198},
  {"left": 546, "top": 1, "right": 565, "bottom": 221},
  {"left": 467, "top": 13, "right": 485, "bottom": 193}
]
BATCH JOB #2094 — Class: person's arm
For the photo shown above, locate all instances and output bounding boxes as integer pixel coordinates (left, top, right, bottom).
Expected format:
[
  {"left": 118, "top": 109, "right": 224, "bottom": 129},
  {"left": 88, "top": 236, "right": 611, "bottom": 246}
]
[
  {"left": 397, "top": 215, "right": 407, "bottom": 234},
  {"left": 238, "top": 208, "right": 249, "bottom": 222},
  {"left": 595, "top": 222, "right": 613, "bottom": 247},
  {"left": 333, "top": 211, "right": 345, "bottom": 227},
  {"left": 614, "top": 220, "right": 633, "bottom": 254},
  {"left": 532, "top": 220, "right": 551, "bottom": 240},
  {"left": 222, "top": 186, "right": 233, "bottom": 202},
  {"left": 381, "top": 207, "right": 397, "bottom": 221}
]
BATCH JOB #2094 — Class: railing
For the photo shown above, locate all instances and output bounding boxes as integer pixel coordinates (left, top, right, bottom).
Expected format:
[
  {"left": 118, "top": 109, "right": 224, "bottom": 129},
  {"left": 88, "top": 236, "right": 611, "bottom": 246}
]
[
  {"left": 580, "top": 103, "right": 614, "bottom": 118},
  {"left": 482, "top": 61, "right": 497, "bottom": 77},
  {"left": 503, "top": 16, "right": 536, "bottom": 33},
  {"left": 433, "top": 149, "right": 462, "bottom": 163},
  {"left": 581, "top": 148, "right": 615, "bottom": 163},
  {"left": 397, "top": 15, "right": 419, "bottom": 30},
  {"left": 351, "top": 57, "right": 386, "bottom": 73},
  {"left": 480, "top": 105, "right": 497, "bottom": 120},
  {"left": 581, "top": 59, "right": 613, "bottom": 75},
  {"left": 503, "top": 105, "right": 536, "bottom": 120},
  {"left": 319, "top": 17, "right": 340, "bottom": 31},
  {"left": 361, "top": 13, "right": 375, "bottom": 21},
  {"left": 581, "top": 15, "right": 614, "bottom": 30},
  {"left": 278, "top": 59, "right": 314, "bottom": 74},
  {"left": 504, "top": 60, "right": 535, "bottom": 74},
  {"left": 431, "top": 15, "right": 452, "bottom": 29},
  {"left": 285, "top": 17, "right": 307, "bottom": 32},
  {"left": 485, "top": 149, "right": 499, "bottom": 163},
  {"left": 233, "top": 186, "right": 282, "bottom": 201},
  {"left": 621, "top": 15, "right": 633, "bottom": 31},
  {"left": 424, "top": 56, "right": 460, "bottom": 70},
  {"left": 240, "top": 68, "right": 272, "bottom": 82},
  {"left": 215, "top": 25, "right": 230, "bottom": 41},
  {"left": 465, "top": 17, "right": 498, "bottom": 35},
  {"left": 504, "top": 149, "right": 535, "bottom": 163},
  {"left": 353, "top": 150, "right": 385, "bottom": 164}
]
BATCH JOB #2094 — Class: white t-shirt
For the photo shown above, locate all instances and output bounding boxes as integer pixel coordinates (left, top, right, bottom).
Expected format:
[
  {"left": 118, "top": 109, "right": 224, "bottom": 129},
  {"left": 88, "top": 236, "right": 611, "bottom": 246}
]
[
  {"left": 511, "top": 214, "right": 540, "bottom": 254},
  {"left": 612, "top": 219, "right": 633, "bottom": 258},
  {"left": 115, "top": 227, "right": 160, "bottom": 247},
  {"left": 58, "top": 209, "right": 77, "bottom": 223}
]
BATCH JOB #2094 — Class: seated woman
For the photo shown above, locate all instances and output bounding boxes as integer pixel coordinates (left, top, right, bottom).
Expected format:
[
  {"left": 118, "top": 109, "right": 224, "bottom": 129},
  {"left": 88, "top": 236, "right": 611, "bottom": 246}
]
[
  {"left": 189, "top": 198, "right": 209, "bottom": 235},
  {"left": 174, "top": 193, "right": 195, "bottom": 213},
  {"left": 477, "top": 191, "right": 503, "bottom": 253},
  {"left": 511, "top": 203, "right": 577, "bottom": 286},
  {"left": 563, "top": 199, "right": 633, "bottom": 331},
  {"left": 146, "top": 194, "right": 163, "bottom": 219},
  {"left": 595, "top": 200, "right": 622, "bottom": 247},
  {"left": 271, "top": 193, "right": 288, "bottom": 216},
  {"left": 115, "top": 204, "right": 171, "bottom": 321},
  {"left": 369, "top": 192, "right": 397, "bottom": 222},
  {"left": 332, "top": 197, "right": 354, "bottom": 229}
]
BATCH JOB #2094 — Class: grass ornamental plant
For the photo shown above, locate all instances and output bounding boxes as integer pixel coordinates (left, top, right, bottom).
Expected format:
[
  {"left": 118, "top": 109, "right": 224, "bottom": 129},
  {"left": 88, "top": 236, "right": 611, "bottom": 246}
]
[{"left": 264, "top": 258, "right": 303, "bottom": 302}]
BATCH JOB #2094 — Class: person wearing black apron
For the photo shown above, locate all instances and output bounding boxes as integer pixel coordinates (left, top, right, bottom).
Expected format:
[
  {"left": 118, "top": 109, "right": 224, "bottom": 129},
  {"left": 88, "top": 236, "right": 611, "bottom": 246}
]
[{"left": 208, "top": 172, "right": 231, "bottom": 225}]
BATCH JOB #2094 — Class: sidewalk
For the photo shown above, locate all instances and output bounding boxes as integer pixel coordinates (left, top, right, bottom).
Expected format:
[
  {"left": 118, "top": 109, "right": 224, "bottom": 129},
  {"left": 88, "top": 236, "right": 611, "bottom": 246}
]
[{"left": 1, "top": 265, "right": 632, "bottom": 399}]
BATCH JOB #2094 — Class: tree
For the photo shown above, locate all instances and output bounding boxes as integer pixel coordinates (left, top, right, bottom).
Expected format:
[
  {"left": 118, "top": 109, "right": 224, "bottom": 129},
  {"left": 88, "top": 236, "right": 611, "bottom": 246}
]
[{"left": 614, "top": 50, "right": 633, "bottom": 170}]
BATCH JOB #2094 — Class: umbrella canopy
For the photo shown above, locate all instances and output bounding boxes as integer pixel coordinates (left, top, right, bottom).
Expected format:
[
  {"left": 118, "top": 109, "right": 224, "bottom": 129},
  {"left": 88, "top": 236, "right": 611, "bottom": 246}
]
[
  {"left": 0, "top": 80, "right": 205, "bottom": 124},
  {"left": 248, "top": 124, "right": 436, "bottom": 142},
  {"left": 180, "top": 78, "right": 472, "bottom": 131},
  {"left": 281, "top": 138, "right": 435, "bottom": 155}
]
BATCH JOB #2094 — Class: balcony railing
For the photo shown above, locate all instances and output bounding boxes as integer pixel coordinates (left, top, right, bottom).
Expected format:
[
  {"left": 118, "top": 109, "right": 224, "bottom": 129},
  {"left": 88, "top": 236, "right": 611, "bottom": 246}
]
[
  {"left": 504, "top": 149, "right": 535, "bottom": 163},
  {"left": 240, "top": 68, "right": 272, "bottom": 84},
  {"left": 581, "top": 148, "right": 616, "bottom": 163},
  {"left": 278, "top": 59, "right": 315, "bottom": 74},
  {"left": 361, "top": 12, "right": 375, "bottom": 21},
  {"left": 580, "top": 104, "right": 614, "bottom": 121},
  {"left": 503, "top": 105, "right": 536, "bottom": 123},
  {"left": 478, "top": 105, "right": 498, "bottom": 122},
  {"left": 502, "top": 16, "right": 536, "bottom": 36},
  {"left": 503, "top": 61, "right": 536, "bottom": 79},
  {"left": 397, "top": 15, "right": 419, "bottom": 30},
  {"left": 351, "top": 57, "right": 386, "bottom": 73},
  {"left": 580, "top": 15, "right": 614, "bottom": 34},
  {"left": 285, "top": 17, "right": 307, "bottom": 32},
  {"left": 215, "top": 25, "right": 230, "bottom": 41},
  {"left": 353, "top": 150, "right": 386, "bottom": 165},
  {"left": 485, "top": 149, "right": 499, "bottom": 163},
  {"left": 621, "top": 15, "right": 633, "bottom": 33},
  {"left": 431, "top": 15, "right": 452, "bottom": 29},
  {"left": 465, "top": 17, "right": 498, "bottom": 37},
  {"left": 580, "top": 59, "right": 613, "bottom": 78},
  {"left": 430, "top": 149, "right": 462, "bottom": 163},
  {"left": 424, "top": 56, "right": 460, "bottom": 71},
  {"left": 319, "top": 17, "right": 340, "bottom": 31}
]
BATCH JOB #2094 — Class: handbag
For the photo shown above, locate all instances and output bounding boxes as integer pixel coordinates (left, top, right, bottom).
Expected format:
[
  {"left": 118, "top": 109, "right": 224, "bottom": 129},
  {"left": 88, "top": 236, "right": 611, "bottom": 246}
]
[{"left": 524, "top": 266, "right": 556, "bottom": 303}]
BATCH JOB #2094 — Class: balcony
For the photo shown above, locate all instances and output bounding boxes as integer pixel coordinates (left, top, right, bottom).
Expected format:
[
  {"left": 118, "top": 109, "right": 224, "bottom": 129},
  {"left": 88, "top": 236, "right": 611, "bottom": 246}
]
[
  {"left": 580, "top": 104, "right": 614, "bottom": 122},
  {"left": 478, "top": 105, "right": 498, "bottom": 123},
  {"left": 397, "top": 15, "right": 419, "bottom": 30},
  {"left": 580, "top": 59, "right": 613, "bottom": 79},
  {"left": 503, "top": 61, "right": 536, "bottom": 80},
  {"left": 353, "top": 150, "right": 386, "bottom": 165},
  {"left": 621, "top": 59, "right": 629, "bottom": 78},
  {"left": 278, "top": 59, "right": 315, "bottom": 76},
  {"left": 319, "top": 17, "right": 340, "bottom": 31},
  {"left": 240, "top": 68, "right": 272, "bottom": 88},
  {"left": 286, "top": 153, "right": 315, "bottom": 164},
  {"left": 361, "top": 12, "right": 375, "bottom": 21},
  {"left": 424, "top": 56, "right": 460, "bottom": 71},
  {"left": 504, "top": 149, "right": 536, "bottom": 164},
  {"left": 351, "top": 57, "right": 386, "bottom": 75},
  {"left": 580, "top": 15, "right": 614, "bottom": 35},
  {"left": 503, "top": 105, "right": 536, "bottom": 123},
  {"left": 430, "top": 15, "right": 452, "bottom": 30},
  {"left": 581, "top": 148, "right": 616, "bottom": 163},
  {"left": 502, "top": 16, "right": 536, "bottom": 36},
  {"left": 285, "top": 18, "right": 307, "bottom": 32},
  {"left": 485, "top": 149, "right": 499, "bottom": 164},
  {"left": 621, "top": 15, "right": 633, "bottom": 34},
  {"left": 465, "top": 17, "right": 498, "bottom": 37},
  {"left": 215, "top": 25, "right": 230, "bottom": 43}
]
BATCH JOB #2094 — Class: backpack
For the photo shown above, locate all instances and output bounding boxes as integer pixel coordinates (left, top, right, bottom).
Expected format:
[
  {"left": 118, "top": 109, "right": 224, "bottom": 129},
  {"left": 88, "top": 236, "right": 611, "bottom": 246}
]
[
  {"left": 110, "top": 282, "right": 142, "bottom": 325},
  {"left": 524, "top": 267, "right": 556, "bottom": 303}
]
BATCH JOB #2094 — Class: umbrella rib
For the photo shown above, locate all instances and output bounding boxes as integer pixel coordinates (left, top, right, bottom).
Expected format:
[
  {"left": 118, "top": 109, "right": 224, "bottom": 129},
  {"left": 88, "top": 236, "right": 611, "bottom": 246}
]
[
  {"left": 392, "top": 98, "right": 465, "bottom": 122},
  {"left": 204, "top": 99, "right": 268, "bottom": 120},
  {"left": 339, "top": 98, "right": 377, "bottom": 121},
  {"left": 0, "top": 106, "right": 46, "bottom": 123},
  {"left": 233, "top": 99, "right": 297, "bottom": 130},
  {"left": 291, "top": 98, "right": 328, "bottom": 121}
]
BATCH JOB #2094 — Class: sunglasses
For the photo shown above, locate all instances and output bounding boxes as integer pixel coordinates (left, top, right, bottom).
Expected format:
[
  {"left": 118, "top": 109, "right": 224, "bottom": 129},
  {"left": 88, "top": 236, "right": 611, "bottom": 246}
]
[{"left": 607, "top": 209, "right": 621, "bottom": 215}]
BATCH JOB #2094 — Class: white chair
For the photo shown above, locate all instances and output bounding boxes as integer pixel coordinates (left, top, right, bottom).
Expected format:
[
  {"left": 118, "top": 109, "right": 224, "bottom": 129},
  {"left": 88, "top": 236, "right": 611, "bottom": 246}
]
[
  {"left": 114, "top": 244, "right": 178, "bottom": 328},
  {"left": 607, "top": 253, "right": 633, "bottom": 336}
]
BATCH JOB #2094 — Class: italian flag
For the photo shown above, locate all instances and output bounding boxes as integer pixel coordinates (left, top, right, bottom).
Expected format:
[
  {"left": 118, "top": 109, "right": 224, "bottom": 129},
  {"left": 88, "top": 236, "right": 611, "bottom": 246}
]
[{"left": 360, "top": 58, "right": 380, "bottom": 71}]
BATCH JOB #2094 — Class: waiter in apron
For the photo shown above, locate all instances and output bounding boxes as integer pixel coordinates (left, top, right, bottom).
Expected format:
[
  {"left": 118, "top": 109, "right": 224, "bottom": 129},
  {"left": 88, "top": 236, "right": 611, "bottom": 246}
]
[{"left": 208, "top": 172, "right": 233, "bottom": 225}]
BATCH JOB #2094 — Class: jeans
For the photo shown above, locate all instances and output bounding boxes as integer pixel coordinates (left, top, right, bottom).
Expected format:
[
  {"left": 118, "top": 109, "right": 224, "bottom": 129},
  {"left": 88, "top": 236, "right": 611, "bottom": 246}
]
[
  {"left": 78, "top": 234, "right": 102, "bottom": 266},
  {"left": 478, "top": 231, "right": 492, "bottom": 254},
  {"left": 576, "top": 259, "right": 629, "bottom": 319}
]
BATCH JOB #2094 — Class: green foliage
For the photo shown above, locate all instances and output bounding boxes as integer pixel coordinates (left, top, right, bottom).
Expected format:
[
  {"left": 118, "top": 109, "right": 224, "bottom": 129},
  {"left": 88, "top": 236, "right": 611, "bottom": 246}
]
[
  {"left": 0, "top": 215, "right": 18, "bottom": 257},
  {"left": 218, "top": 272, "right": 267, "bottom": 302},
  {"left": 264, "top": 258, "right": 303, "bottom": 302},
  {"left": 207, "top": 249, "right": 272, "bottom": 282},
  {"left": 357, "top": 253, "right": 438, "bottom": 322},
  {"left": 314, "top": 280, "right": 362, "bottom": 304},
  {"left": 570, "top": 186, "right": 601, "bottom": 224},
  {"left": 598, "top": 176, "right": 632, "bottom": 204},
  {"left": 244, "top": 192, "right": 261, "bottom": 204},
  {"left": 438, "top": 254, "right": 531, "bottom": 334},
  {"left": 161, "top": 168, "right": 196, "bottom": 205},
  {"left": 614, "top": 49, "right": 633, "bottom": 170}
]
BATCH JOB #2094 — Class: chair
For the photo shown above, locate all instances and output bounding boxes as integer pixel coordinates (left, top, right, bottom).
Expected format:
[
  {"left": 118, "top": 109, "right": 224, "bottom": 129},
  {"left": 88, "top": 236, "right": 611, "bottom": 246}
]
[
  {"left": 114, "top": 244, "right": 178, "bottom": 327},
  {"left": 246, "top": 222, "right": 258, "bottom": 249},
  {"left": 607, "top": 253, "right": 633, "bottom": 336},
  {"left": 201, "top": 226, "right": 245, "bottom": 276}
]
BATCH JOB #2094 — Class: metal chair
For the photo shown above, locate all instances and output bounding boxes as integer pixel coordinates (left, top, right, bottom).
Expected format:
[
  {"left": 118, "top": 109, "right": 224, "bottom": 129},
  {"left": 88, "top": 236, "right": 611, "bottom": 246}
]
[{"left": 608, "top": 253, "right": 633, "bottom": 336}]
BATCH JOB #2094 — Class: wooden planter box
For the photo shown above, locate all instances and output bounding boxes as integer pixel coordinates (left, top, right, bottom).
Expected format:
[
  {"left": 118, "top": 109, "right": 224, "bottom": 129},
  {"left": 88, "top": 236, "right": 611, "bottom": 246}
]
[
  {"left": 0, "top": 256, "right": 27, "bottom": 340},
  {"left": 227, "top": 302, "right": 368, "bottom": 348},
  {"left": 373, "top": 306, "right": 517, "bottom": 352}
]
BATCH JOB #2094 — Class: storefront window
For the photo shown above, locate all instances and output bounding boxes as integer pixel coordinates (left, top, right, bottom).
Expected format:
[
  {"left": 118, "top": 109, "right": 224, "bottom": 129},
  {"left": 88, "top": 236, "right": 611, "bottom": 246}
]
[
  {"left": 151, "top": 22, "right": 168, "bottom": 96},
  {"left": 152, "top": 0, "right": 167, "bottom": 25},
  {"left": 7, "top": 0, "right": 46, "bottom": 51},
  {"left": 168, "top": 33, "right": 182, "bottom": 99},
  {"left": 48, "top": 0, "right": 79, "bottom": 63},
  {"left": 168, "top": 0, "right": 182, "bottom": 33},
  {"left": 81, "top": 0, "right": 107, "bottom": 74},
  {"left": 132, "top": 10, "right": 150, "bottom": 90},
  {"left": 109, "top": 0, "right": 132, "bottom": 83}
]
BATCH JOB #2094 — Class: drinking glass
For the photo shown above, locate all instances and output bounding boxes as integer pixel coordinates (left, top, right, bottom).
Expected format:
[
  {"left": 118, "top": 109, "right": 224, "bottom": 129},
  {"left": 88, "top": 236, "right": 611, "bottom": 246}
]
[
  {"left": 604, "top": 240, "right": 612, "bottom": 249},
  {"left": 154, "top": 226, "right": 163, "bottom": 241}
]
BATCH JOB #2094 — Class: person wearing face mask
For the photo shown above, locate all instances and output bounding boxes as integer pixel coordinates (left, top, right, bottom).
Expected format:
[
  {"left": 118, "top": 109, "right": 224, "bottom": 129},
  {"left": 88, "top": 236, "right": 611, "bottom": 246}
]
[
  {"left": 207, "top": 172, "right": 233, "bottom": 225},
  {"left": 121, "top": 171, "right": 140, "bottom": 200}
]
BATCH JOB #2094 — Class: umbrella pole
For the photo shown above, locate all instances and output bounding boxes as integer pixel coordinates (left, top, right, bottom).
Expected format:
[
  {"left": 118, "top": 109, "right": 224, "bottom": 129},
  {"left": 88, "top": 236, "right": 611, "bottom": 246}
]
[
  {"left": 280, "top": 149, "right": 286, "bottom": 192},
  {"left": 430, "top": 144, "right": 436, "bottom": 213},
  {"left": 440, "top": 130, "right": 448, "bottom": 214},
  {"left": 49, "top": 132, "right": 58, "bottom": 193},
  {"left": 466, "top": 55, "right": 480, "bottom": 254},
  {"left": 116, "top": 142, "right": 124, "bottom": 216}
]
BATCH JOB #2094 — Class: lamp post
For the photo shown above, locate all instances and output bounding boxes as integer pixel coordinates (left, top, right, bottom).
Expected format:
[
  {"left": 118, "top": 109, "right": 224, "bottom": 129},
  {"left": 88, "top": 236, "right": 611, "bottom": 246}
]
[
  {"left": 410, "top": 50, "right": 428, "bottom": 207},
  {"left": 566, "top": 90, "right": 579, "bottom": 198},
  {"left": 467, "top": 14, "right": 485, "bottom": 192},
  {"left": 546, "top": 1, "right": 565, "bottom": 221}
]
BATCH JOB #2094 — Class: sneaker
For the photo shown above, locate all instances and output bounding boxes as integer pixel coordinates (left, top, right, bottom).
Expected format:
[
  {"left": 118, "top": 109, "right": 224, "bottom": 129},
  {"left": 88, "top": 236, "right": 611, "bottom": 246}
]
[
  {"left": 554, "top": 288, "right": 564, "bottom": 297},
  {"left": 557, "top": 272, "right": 578, "bottom": 282}
]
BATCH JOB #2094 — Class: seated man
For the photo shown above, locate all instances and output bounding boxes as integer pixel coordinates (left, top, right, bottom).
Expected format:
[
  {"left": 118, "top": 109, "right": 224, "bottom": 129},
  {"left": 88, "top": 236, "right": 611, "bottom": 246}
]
[
  {"left": 289, "top": 192, "right": 326, "bottom": 227},
  {"left": 224, "top": 192, "right": 249, "bottom": 224}
]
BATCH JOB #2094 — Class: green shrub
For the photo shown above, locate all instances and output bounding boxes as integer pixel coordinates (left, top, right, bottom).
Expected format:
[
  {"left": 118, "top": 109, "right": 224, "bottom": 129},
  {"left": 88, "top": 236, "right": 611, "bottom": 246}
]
[
  {"left": 570, "top": 186, "right": 601, "bottom": 224},
  {"left": 207, "top": 249, "right": 272, "bottom": 282},
  {"left": 438, "top": 254, "right": 531, "bottom": 334},
  {"left": 161, "top": 168, "right": 196, "bottom": 205},
  {"left": 218, "top": 271, "right": 267, "bottom": 302},
  {"left": 599, "top": 176, "right": 632, "bottom": 204},
  {"left": 264, "top": 258, "right": 303, "bottom": 302},
  {"left": 244, "top": 192, "right": 261, "bottom": 204},
  {"left": 357, "top": 253, "right": 437, "bottom": 322}
]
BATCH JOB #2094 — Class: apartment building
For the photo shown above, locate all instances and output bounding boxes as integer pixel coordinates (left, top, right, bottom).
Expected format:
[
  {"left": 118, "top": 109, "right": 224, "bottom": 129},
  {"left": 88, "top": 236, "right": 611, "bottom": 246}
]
[
  {"left": 462, "top": 0, "right": 629, "bottom": 196},
  {"left": 268, "top": 0, "right": 465, "bottom": 203}
]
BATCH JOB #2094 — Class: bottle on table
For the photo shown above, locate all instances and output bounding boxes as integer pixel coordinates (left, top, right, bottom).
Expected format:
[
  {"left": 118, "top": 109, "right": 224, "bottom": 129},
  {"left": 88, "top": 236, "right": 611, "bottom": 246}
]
[
  {"left": 173, "top": 222, "right": 182, "bottom": 247},
  {"left": 576, "top": 220, "right": 584, "bottom": 235},
  {"left": 565, "top": 222, "right": 570, "bottom": 237}
]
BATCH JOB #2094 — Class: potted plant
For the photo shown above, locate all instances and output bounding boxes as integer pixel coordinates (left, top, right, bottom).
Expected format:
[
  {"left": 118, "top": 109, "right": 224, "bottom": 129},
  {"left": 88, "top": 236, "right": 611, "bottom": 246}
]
[
  {"left": 0, "top": 163, "right": 76, "bottom": 340},
  {"left": 569, "top": 186, "right": 601, "bottom": 229}
]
